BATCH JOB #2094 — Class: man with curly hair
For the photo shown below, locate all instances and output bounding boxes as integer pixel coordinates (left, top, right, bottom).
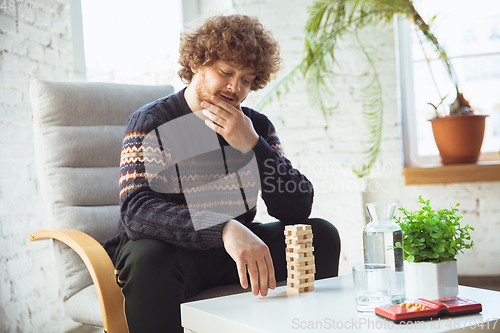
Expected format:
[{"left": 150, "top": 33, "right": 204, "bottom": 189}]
[{"left": 105, "top": 14, "right": 341, "bottom": 332}]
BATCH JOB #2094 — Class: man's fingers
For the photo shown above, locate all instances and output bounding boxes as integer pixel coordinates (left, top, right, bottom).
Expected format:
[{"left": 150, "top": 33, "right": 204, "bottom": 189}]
[
  {"left": 257, "top": 257, "right": 269, "bottom": 297},
  {"left": 210, "top": 95, "right": 241, "bottom": 114},
  {"left": 237, "top": 262, "right": 248, "bottom": 289},
  {"left": 221, "top": 221, "right": 277, "bottom": 298},
  {"left": 265, "top": 253, "right": 276, "bottom": 290},
  {"left": 247, "top": 261, "right": 260, "bottom": 296},
  {"left": 204, "top": 119, "right": 222, "bottom": 134},
  {"left": 202, "top": 109, "right": 226, "bottom": 127}
]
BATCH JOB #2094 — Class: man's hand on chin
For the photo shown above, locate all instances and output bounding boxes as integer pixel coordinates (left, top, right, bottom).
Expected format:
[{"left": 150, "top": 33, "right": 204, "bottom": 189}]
[
  {"left": 201, "top": 95, "right": 259, "bottom": 154},
  {"left": 222, "top": 219, "right": 276, "bottom": 297}
]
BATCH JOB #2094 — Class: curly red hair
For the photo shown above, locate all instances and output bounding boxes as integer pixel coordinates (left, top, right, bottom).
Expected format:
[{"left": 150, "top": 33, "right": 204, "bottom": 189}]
[{"left": 178, "top": 15, "right": 281, "bottom": 91}]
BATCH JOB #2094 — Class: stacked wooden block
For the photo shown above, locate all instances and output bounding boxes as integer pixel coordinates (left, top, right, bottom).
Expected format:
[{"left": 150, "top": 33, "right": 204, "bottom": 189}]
[{"left": 285, "top": 224, "right": 315, "bottom": 293}]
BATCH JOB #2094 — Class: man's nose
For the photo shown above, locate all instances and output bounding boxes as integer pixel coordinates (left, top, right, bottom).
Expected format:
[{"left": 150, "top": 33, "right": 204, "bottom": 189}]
[{"left": 227, "top": 77, "right": 241, "bottom": 92}]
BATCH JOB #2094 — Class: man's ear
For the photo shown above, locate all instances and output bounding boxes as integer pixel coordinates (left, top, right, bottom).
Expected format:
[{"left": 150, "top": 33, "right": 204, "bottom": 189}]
[{"left": 190, "top": 62, "right": 199, "bottom": 74}]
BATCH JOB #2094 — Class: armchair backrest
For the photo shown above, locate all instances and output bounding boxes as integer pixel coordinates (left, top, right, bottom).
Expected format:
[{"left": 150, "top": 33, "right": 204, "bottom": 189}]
[{"left": 30, "top": 79, "right": 174, "bottom": 302}]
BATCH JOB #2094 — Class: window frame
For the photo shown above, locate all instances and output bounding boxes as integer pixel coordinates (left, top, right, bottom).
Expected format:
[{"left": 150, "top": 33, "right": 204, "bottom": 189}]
[
  {"left": 395, "top": 15, "right": 500, "bottom": 184},
  {"left": 70, "top": 0, "right": 86, "bottom": 80},
  {"left": 396, "top": 15, "right": 500, "bottom": 169}
]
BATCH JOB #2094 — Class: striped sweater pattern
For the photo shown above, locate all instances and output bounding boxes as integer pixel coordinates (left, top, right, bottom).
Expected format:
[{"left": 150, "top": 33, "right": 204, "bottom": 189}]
[{"left": 104, "top": 88, "right": 314, "bottom": 258}]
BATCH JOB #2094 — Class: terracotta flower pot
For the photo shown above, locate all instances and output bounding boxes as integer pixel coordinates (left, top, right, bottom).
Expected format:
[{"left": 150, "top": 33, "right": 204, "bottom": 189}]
[{"left": 429, "top": 114, "right": 488, "bottom": 164}]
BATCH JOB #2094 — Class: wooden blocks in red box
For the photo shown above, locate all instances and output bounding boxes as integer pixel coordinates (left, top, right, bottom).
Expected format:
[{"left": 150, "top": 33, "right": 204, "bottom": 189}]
[{"left": 284, "top": 224, "right": 315, "bottom": 293}]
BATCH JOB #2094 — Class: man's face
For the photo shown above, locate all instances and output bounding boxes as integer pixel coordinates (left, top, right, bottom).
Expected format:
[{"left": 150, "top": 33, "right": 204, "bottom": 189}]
[{"left": 192, "top": 60, "right": 257, "bottom": 109}]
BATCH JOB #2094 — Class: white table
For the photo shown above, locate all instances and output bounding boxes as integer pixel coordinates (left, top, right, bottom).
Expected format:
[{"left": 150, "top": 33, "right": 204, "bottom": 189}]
[{"left": 181, "top": 275, "right": 500, "bottom": 332}]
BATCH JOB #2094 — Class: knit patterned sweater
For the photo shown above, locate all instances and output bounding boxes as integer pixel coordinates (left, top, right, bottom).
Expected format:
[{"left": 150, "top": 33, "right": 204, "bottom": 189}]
[{"left": 104, "top": 88, "right": 314, "bottom": 259}]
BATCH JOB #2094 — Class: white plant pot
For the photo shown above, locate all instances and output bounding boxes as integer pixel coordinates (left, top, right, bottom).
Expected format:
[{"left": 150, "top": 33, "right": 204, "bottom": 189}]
[{"left": 404, "top": 261, "right": 458, "bottom": 300}]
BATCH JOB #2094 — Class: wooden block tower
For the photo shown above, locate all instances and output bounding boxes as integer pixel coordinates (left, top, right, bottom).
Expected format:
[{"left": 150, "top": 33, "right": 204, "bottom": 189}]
[{"left": 284, "top": 224, "right": 315, "bottom": 293}]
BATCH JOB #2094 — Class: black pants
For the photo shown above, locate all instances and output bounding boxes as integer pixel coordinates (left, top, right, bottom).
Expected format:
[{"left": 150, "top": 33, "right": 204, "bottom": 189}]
[{"left": 114, "top": 218, "right": 341, "bottom": 333}]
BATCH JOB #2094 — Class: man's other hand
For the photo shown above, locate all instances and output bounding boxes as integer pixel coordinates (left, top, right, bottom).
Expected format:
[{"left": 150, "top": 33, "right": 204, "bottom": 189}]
[{"left": 222, "top": 219, "right": 276, "bottom": 297}]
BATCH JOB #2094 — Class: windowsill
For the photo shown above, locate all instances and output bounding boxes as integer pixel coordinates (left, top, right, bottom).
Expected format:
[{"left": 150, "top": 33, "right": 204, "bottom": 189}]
[{"left": 403, "top": 161, "right": 500, "bottom": 185}]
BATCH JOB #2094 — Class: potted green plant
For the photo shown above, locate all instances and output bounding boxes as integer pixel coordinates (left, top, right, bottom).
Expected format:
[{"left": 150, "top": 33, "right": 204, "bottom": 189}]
[
  {"left": 257, "top": 0, "right": 487, "bottom": 174},
  {"left": 395, "top": 196, "right": 474, "bottom": 300}
]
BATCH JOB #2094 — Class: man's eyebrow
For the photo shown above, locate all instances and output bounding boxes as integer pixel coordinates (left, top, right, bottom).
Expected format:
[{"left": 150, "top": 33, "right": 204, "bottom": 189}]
[
  {"left": 224, "top": 62, "right": 257, "bottom": 76},
  {"left": 242, "top": 70, "right": 258, "bottom": 77}
]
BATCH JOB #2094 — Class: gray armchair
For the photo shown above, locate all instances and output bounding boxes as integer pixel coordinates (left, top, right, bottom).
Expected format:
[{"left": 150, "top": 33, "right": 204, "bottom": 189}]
[{"left": 29, "top": 79, "right": 248, "bottom": 332}]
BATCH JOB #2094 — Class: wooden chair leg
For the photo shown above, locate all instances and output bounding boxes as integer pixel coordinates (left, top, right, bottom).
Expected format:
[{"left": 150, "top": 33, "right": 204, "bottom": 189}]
[{"left": 30, "top": 228, "right": 129, "bottom": 333}]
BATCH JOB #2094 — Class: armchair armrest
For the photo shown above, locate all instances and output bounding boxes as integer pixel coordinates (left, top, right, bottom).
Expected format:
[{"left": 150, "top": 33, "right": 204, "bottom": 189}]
[{"left": 30, "top": 228, "right": 128, "bottom": 333}]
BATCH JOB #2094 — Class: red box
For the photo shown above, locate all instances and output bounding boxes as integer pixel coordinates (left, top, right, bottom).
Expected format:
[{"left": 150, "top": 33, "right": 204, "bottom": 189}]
[{"left": 375, "top": 297, "right": 482, "bottom": 323}]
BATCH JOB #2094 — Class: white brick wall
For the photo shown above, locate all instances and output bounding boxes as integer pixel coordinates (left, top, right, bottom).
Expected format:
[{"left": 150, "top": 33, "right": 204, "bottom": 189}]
[
  {"left": 199, "top": 0, "right": 233, "bottom": 15},
  {"left": 1, "top": 0, "right": 498, "bottom": 331},
  {"left": 0, "top": 1, "right": 81, "bottom": 332}
]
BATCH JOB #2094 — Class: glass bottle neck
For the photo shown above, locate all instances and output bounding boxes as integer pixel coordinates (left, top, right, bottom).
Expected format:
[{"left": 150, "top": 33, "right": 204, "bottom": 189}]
[{"left": 366, "top": 202, "right": 396, "bottom": 222}]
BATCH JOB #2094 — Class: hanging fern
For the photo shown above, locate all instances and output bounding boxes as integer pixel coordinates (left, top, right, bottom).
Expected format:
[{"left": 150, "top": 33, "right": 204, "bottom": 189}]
[{"left": 352, "top": 30, "right": 384, "bottom": 178}]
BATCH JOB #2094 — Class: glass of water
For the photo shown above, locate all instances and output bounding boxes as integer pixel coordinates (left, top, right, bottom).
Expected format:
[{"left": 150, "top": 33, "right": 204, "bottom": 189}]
[{"left": 352, "top": 264, "right": 391, "bottom": 312}]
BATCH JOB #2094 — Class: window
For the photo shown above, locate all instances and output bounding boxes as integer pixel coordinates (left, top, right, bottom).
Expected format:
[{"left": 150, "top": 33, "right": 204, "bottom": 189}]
[
  {"left": 398, "top": 0, "right": 500, "bottom": 167},
  {"left": 81, "top": 0, "right": 184, "bottom": 90}
]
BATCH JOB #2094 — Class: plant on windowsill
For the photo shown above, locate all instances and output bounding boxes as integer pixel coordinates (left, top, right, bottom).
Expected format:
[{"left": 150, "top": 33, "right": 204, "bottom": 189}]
[
  {"left": 427, "top": 96, "right": 488, "bottom": 165},
  {"left": 257, "top": 0, "right": 486, "bottom": 175},
  {"left": 419, "top": 16, "right": 489, "bottom": 164},
  {"left": 395, "top": 196, "right": 474, "bottom": 300}
]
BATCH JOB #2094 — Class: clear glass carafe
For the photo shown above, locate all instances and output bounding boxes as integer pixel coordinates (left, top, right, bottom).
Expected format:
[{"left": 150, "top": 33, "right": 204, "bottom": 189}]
[{"left": 363, "top": 202, "right": 405, "bottom": 304}]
